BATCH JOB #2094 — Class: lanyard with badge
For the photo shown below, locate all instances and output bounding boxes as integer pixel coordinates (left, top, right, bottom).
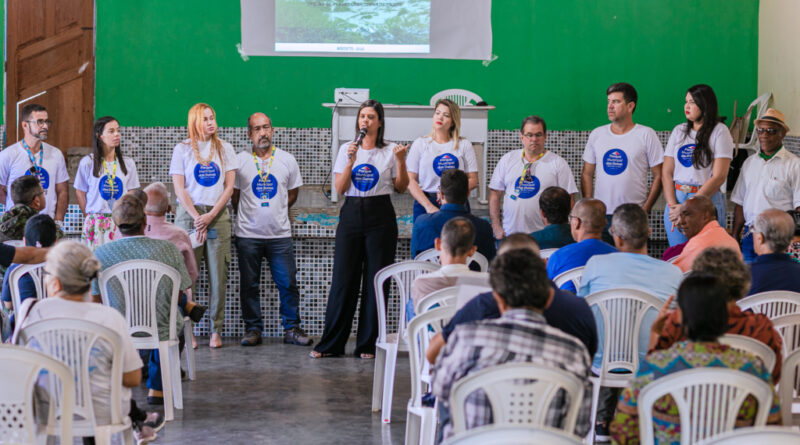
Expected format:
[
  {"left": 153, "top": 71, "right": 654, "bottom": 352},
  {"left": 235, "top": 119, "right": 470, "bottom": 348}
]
[
  {"left": 253, "top": 146, "right": 276, "bottom": 207},
  {"left": 103, "top": 158, "right": 118, "bottom": 209},
  {"left": 22, "top": 139, "right": 44, "bottom": 175},
  {"left": 511, "top": 150, "right": 544, "bottom": 200}
]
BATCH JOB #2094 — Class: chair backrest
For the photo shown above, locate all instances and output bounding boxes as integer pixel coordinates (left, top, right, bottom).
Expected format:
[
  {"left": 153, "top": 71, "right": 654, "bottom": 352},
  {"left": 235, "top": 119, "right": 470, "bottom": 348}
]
[
  {"left": 553, "top": 266, "right": 584, "bottom": 290},
  {"left": 9, "top": 262, "right": 48, "bottom": 314},
  {"left": 414, "top": 248, "right": 489, "bottom": 272},
  {"left": 779, "top": 349, "right": 800, "bottom": 427},
  {"left": 442, "top": 425, "right": 583, "bottom": 445},
  {"left": 666, "top": 255, "right": 679, "bottom": 264},
  {"left": 700, "top": 426, "right": 800, "bottom": 445},
  {"left": 415, "top": 285, "right": 459, "bottom": 315},
  {"left": 584, "top": 288, "right": 664, "bottom": 375},
  {"left": 18, "top": 318, "right": 128, "bottom": 437},
  {"left": 430, "top": 89, "right": 483, "bottom": 107},
  {"left": 0, "top": 344, "right": 74, "bottom": 445},
  {"left": 3, "top": 239, "right": 25, "bottom": 247},
  {"left": 737, "top": 290, "right": 800, "bottom": 320},
  {"left": 637, "top": 368, "right": 773, "bottom": 445},
  {"left": 374, "top": 260, "right": 440, "bottom": 343},
  {"left": 772, "top": 313, "right": 800, "bottom": 357},
  {"left": 449, "top": 362, "right": 584, "bottom": 435},
  {"left": 733, "top": 92, "right": 773, "bottom": 153},
  {"left": 98, "top": 259, "right": 182, "bottom": 348},
  {"left": 718, "top": 334, "right": 776, "bottom": 374},
  {"left": 407, "top": 305, "right": 458, "bottom": 410},
  {"left": 539, "top": 248, "right": 558, "bottom": 260}
]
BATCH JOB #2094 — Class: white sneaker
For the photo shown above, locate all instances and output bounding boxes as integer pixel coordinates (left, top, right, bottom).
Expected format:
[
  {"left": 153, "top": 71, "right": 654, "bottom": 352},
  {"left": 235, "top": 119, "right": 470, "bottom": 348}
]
[{"left": 134, "top": 425, "right": 158, "bottom": 445}]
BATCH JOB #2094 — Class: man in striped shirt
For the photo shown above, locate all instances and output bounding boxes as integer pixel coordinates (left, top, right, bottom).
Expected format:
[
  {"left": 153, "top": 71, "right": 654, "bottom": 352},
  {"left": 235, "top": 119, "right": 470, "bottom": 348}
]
[{"left": 431, "top": 248, "right": 593, "bottom": 441}]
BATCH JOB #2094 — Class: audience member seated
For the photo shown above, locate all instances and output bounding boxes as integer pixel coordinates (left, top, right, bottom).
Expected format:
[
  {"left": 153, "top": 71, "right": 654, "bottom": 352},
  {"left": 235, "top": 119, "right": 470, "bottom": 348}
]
[
  {"left": 650, "top": 247, "right": 784, "bottom": 381},
  {"left": 530, "top": 186, "right": 575, "bottom": 249},
  {"left": 431, "top": 249, "right": 593, "bottom": 441},
  {"left": 0, "top": 175, "right": 62, "bottom": 242},
  {"left": 410, "top": 169, "right": 496, "bottom": 261},
  {"left": 91, "top": 194, "right": 201, "bottom": 405},
  {"left": 407, "top": 217, "right": 485, "bottom": 320},
  {"left": 672, "top": 195, "right": 739, "bottom": 272},
  {"left": 426, "top": 233, "right": 597, "bottom": 365},
  {"left": 611, "top": 274, "right": 782, "bottom": 444},
  {"left": 1, "top": 215, "right": 58, "bottom": 327},
  {"left": 748, "top": 208, "right": 800, "bottom": 294},
  {"left": 577, "top": 203, "right": 683, "bottom": 440},
  {"left": 547, "top": 198, "right": 617, "bottom": 292},
  {"left": 16, "top": 241, "right": 163, "bottom": 443},
  {"left": 786, "top": 210, "right": 800, "bottom": 263},
  {"left": 144, "top": 182, "right": 199, "bottom": 285}
]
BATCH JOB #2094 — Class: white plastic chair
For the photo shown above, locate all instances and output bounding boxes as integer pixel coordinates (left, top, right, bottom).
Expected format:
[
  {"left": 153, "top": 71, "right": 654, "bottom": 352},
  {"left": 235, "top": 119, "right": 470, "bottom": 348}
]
[
  {"left": 18, "top": 318, "right": 134, "bottom": 444},
  {"left": 98, "top": 259, "right": 184, "bottom": 421},
  {"left": 406, "top": 305, "right": 457, "bottom": 445},
  {"left": 415, "top": 285, "right": 459, "bottom": 316},
  {"left": 539, "top": 248, "right": 558, "bottom": 260},
  {"left": 8, "top": 262, "right": 48, "bottom": 315},
  {"left": 718, "top": 334, "right": 777, "bottom": 375},
  {"left": 0, "top": 344, "right": 74, "bottom": 445},
  {"left": 731, "top": 92, "right": 773, "bottom": 153},
  {"left": 553, "top": 266, "right": 584, "bottom": 290},
  {"left": 584, "top": 288, "right": 663, "bottom": 440},
  {"left": 449, "top": 362, "right": 585, "bottom": 435},
  {"left": 771, "top": 313, "right": 800, "bottom": 356},
  {"left": 372, "top": 260, "right": 440, "bottom": 424},
  {"left": 442, "top": 425, "right": 584, "bottom": 445},
  {"left": 2, "top": 239, "right": 25, "bottom": 247},
  {"left": 699, "top": 426, "right": 800, "bottom": 445},
  {"left": 414, "top": 248, "right": 489, "bottom": 272},
  {"left": 737, "top": 291, "right": 800, "bottom": 320},
  {"left": 779, "top": 349, "right": 800, "bottom": 427},
  {"left": 637, "top": 368, "right": 774, "bottom": 445},
  {"left": 430, "top": 89, "right": 483, "bottom": 107}
]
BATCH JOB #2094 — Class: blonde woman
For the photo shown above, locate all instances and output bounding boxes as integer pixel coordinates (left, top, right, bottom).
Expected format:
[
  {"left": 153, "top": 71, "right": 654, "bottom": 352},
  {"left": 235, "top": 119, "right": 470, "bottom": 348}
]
[
  {"left": 406, "top": 98, "right": 478, "bottom": 221},
  {"left": 169, "top": 103, "right": 236, "bottom": 348}
]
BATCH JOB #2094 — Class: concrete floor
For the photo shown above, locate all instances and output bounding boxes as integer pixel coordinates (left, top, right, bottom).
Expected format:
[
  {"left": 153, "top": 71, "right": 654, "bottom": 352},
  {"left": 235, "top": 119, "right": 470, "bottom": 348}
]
[{"left": 132, "top": 337, "right": 410, "bottom": 445}]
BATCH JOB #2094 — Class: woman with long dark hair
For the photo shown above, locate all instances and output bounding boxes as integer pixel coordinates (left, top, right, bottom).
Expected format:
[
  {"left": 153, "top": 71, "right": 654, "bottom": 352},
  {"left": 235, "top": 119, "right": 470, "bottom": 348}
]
[
  {"left": 662, "top": 84, "right": 734, "bottom": 245},
  {"left": 311, "top": 100, "right": 409, "bottom": 358},
  {"left": 74, "top": 116, "right": 140, "bottom": 250}
]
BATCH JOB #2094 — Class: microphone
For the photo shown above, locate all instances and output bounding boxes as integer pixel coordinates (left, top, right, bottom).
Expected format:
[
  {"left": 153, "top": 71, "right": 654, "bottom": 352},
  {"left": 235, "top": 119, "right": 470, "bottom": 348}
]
[{"left": 350, "top": 127, "right": 367, "bottom": 159}]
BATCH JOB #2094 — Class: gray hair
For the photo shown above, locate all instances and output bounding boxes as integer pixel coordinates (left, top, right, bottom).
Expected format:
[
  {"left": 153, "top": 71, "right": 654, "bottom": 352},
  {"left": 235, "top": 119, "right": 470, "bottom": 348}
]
[
  {"left": 46, "top": 240, "right": 101, "bottom": 296},
  {"left": 144, "top": 182, "right": 170, "bottom": 215},
  {"left": 754, "top": 208, "right": 795, "bottom": 253},
  {"left": 610, "top": 203, "right": 649, "bottom": 249}
]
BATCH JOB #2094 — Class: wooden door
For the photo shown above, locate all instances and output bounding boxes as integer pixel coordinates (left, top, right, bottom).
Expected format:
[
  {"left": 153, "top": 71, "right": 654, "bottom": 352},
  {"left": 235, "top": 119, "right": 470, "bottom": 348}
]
[{"left": 6, "top": 0, "right": 94, "bottom": 155}]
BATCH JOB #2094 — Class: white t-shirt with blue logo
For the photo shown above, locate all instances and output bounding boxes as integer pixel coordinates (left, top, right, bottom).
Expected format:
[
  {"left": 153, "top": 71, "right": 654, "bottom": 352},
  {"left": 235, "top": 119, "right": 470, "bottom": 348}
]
[
  {"left": 665, "top": 122, "right": 733, "bottom": 187},
  {"left": 0, "top": 141, "right": 69, "bottom": 217},
  {"left": 489, "top": 149, "right": 578, "bottom": 235},
  {"left": 73, "top": 155, "right": 140, "bottom": 214},
  {"left": 169, "top": 139, "right": 237, "bottom": 206},
  {"left": 234, "top": 148, "right": 303, "bottom": 239},
  {"left": 582, "top": 124, "right": 664, "bottom": 214},
  {"left": 333, "top": 141, "right": 399, "bottom": 197},
  {"left": 406, "top": 137, "right": 478, "bottom": 192}
]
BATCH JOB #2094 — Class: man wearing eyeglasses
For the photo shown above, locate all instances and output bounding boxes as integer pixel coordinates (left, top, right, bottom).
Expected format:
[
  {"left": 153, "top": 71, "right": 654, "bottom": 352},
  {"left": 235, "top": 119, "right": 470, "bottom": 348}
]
[
  {"left": 0, "top": 104, "right": 69, "bottom": 224},
  {"left": 731, "top": 108, "right": 800, "bottom": 263}
]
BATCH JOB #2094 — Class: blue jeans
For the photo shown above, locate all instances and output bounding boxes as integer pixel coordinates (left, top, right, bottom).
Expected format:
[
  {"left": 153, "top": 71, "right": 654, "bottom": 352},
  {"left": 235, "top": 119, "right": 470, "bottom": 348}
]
[
  {"left": 664, "top": 186, "right": 727, "bottom": 246},
  {"left": 741, "top": 227, "right": 757, "bottom": 264},
  {"left": 235, "top": 236, "right": 301, "bottom": 332}
]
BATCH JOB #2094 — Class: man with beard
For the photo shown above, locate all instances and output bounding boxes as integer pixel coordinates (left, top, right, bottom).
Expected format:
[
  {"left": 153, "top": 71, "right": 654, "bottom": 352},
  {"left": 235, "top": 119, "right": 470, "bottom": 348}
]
[
  {"left": 0, "top": 104, "right": 69, "bottom": 223},
  {"left": 232, "top": 112, "right": 311, "bottom": 347}
]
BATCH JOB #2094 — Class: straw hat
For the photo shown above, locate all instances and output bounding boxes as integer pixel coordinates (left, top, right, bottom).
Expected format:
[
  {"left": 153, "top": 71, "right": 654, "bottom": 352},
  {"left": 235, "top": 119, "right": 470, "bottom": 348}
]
[{"left": 755, "top": 108, "right": 790, "bottom": 132}]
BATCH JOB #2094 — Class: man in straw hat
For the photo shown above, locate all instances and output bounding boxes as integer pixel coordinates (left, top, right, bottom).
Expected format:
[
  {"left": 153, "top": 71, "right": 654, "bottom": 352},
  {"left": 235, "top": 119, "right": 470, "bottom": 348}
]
[{"left": 732, "top": 108, "right": 800, "bottom": 262}]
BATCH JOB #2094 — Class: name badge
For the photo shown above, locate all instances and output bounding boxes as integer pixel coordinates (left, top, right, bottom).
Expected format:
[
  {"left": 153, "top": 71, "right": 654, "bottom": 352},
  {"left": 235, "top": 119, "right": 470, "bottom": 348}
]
[{"left": 261, "top": 202, "right": 270, "bottom": 207}]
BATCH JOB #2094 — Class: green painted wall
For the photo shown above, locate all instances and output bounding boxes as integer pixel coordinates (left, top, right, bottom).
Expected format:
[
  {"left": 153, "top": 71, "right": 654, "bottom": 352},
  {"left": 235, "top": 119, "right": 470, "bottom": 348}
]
[{"left": 96, "top": 0, "right": 758, "bottom": 130}]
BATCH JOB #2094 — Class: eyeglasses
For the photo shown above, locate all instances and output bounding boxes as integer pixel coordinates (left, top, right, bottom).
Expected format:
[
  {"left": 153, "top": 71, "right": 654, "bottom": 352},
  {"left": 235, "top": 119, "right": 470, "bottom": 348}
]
[
  {"left": 251, "top": 125, "right": 272, "bottom": 132},
  {"left": 522, "top": 132, "right": 545, "bottom": 139},
  {"left": 568, "top": 214, "right": 581, "bottom": 224},
  {"left": 756, "top": 127, "right": 780, "bottom": 135},
  {"left": 27, "top": 119, "right": 52, "bottom": 127}
]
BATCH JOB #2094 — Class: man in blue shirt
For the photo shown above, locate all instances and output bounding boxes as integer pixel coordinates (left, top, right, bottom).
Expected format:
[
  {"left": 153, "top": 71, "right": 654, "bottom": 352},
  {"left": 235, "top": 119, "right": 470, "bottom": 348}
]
[
  {"left": 547, "top": 198, "right": 616, "bottom": 292},
  {"left": 411, "top": 169, "right": 495, "bottom": 261},
  {"left": 749, "top": 208, "right": 800, "bottom": 295},
  {"left": 531, "top": 186, "right": 575, "bottom": 249}
]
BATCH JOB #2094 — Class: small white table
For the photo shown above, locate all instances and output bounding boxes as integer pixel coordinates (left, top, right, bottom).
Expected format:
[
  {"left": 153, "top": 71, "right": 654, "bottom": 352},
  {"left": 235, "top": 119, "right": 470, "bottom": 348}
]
[{"left": 323, "top": 103, "right": 495, "bottom": 203}]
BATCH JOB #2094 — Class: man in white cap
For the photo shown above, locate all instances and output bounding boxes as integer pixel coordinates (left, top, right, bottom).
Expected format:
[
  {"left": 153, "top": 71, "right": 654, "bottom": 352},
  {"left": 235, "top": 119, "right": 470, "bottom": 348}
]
[{"left": 731, "top": 108, "right": 800, "bottom": 262}]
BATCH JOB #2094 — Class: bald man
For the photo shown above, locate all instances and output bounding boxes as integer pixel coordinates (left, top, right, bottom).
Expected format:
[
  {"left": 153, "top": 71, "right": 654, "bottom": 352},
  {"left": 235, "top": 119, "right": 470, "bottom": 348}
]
[
  {"left": 673, "top": 195, "right": 740, "bottom": 272},
  {"left": 547, "top": 198, "right": 617, "bottom": 292},
  {"left": 749, "top": 208, "right": 800, "bottom": 294}
]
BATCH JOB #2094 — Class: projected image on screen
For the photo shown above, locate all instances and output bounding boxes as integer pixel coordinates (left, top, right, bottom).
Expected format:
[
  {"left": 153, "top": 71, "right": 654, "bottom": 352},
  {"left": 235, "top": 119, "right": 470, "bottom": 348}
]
[{"left": 275, "top": 0, "right": 431, "bottom": 54}]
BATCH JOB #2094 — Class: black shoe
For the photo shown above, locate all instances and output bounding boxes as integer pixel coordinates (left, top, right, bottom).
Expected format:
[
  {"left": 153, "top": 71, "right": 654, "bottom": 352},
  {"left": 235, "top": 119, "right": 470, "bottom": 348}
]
[
  {"left": 241, "top": 329, "right": 263, "bottom": 346},
  {"left": 146, "top": 396, "right": 164, "bottom": 406},
  {"left": 284, "top": 327, "right": 313, "bottom": 346},
  {"left": 595, "top": 422, "right": 610, "bottom": 442},
  {"left": 188, "top": 304, "right": 208, "bottom": 323}
]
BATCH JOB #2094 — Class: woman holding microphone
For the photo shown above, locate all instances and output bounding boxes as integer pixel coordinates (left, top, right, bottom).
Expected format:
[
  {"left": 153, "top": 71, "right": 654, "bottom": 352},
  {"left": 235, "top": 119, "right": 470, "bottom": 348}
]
[
  {"left": 170, "top": 103, "right": 237, "bottom": 348},
  {"left": 311, "top": 100, "right": 409, "bottom": 359}
]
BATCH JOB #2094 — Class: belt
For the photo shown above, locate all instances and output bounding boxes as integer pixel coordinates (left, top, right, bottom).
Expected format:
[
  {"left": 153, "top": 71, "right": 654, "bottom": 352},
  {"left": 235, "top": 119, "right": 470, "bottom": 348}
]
[{"left": 675, "top": 183, "right": 699, "bottom": 194}]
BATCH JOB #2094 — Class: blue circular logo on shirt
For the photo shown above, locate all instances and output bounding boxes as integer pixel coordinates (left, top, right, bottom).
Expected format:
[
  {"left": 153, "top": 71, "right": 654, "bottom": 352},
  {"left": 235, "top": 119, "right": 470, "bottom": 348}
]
[
  {"left": 193, "top": 162, "right": 221, "bottom": 187},
  {"left": 602, "top": 149, "right": 628, "bottom": 176},
  {"left": 432, "top": 153, "right": 459, "bottom": 176},
  {"left": 351, "top": 163, "right": 380, "bottom": 192},
  {"left": 514, "top": 176, "right": 541, "bottom": 199},
  {"left": 25, "top": 168, "right": 50, "bottom": 189},
  {"left": 251, "top": 174, "right": 278, "bottom": 200},
  {"left": 98, "top": 175, "right": 124, "bottom": 200},
  {"left": 677, "top": 144, "right": 695, "bottom": 168}
]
